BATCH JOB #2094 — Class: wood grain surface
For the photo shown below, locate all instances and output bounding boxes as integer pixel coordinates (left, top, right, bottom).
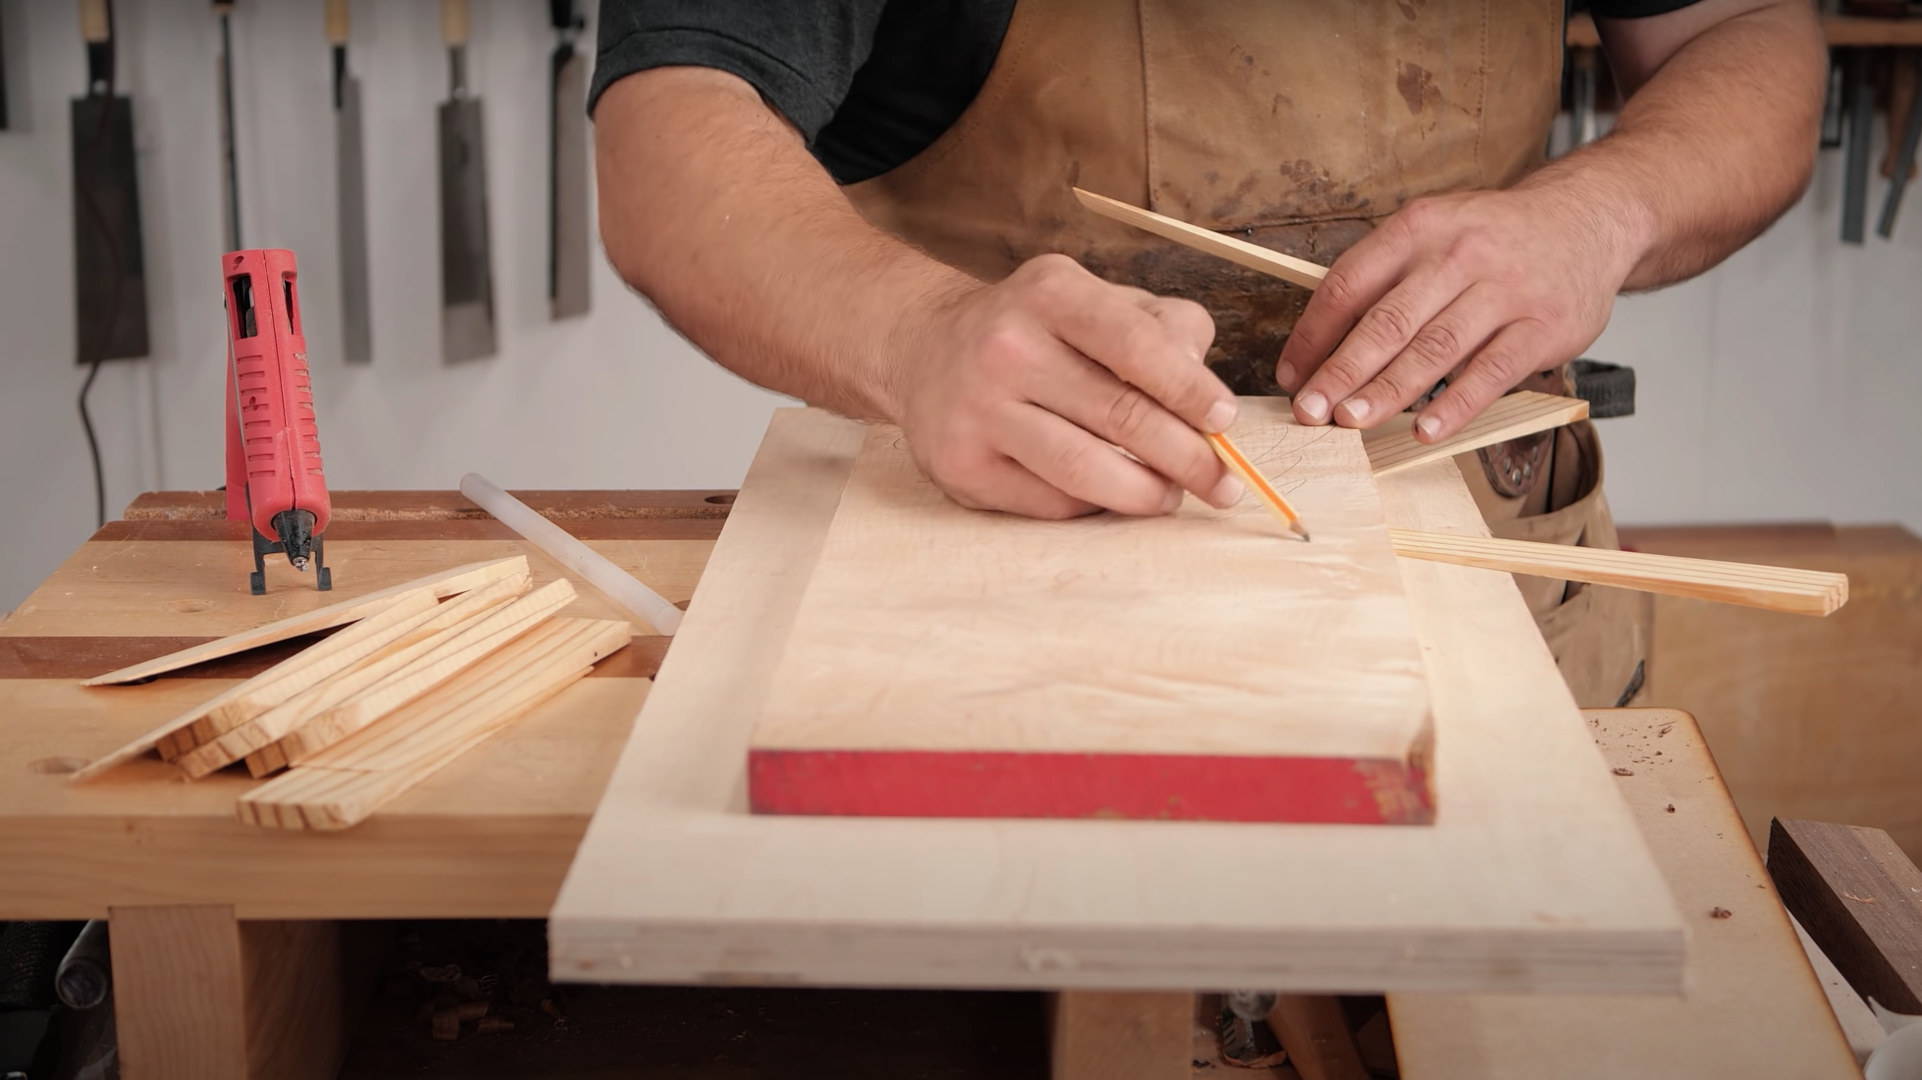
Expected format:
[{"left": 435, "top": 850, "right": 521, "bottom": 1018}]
[{"left": 750, "top": 399, "right": 1435, "bottom": 823}]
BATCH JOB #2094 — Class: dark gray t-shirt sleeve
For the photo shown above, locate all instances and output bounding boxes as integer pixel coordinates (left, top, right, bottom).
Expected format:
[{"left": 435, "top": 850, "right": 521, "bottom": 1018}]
[{"left": 590, "top": 1, "right": 890, "bottom": 140}]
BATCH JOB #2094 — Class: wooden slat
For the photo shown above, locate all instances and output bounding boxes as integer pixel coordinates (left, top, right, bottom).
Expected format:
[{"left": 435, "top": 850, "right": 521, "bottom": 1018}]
[
  {"left": 1072, "top": 187, "right": 1329, "bottom": 289},
  {"left": 76, "top": 556, "right": 527, "bottom": 686},
  {"left": 239, "top": 618, "right": 629, "bottom": 830},
  {"left": 548, "top": 408, "right": 1683, "bottom": 994},
  {"left": 255, "top": 578, "right": 576, "bottom": 774},
  {"left": 1769, "top": 818, "right": 1922, "bottom": 1015},
  {"left": 1389, "top": 529, "right": 1849, "bottom": 615},
  {"left": 1388, "top": 709, "right": 1861, "bottom": 1080},
  {"left": 1362, "top": 391, "right": 1588, "bottom": 477},
  {"left": 748, "top": 400, "right": 1434, "bottom": 824},
  {"left": 67, "top": 561, "right": 533, "bottom": 783},
  {"left": 68, "top": 590, "right": 442, "bottom": 783},
  {"left": 172, "top": 573, "right": 535, "bottom": 778}
]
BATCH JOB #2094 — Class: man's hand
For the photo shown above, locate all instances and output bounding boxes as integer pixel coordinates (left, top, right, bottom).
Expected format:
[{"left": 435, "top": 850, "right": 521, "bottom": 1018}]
[
  {"left": 883, "top": 254, "right": 1245, "bottom": 519},
  {"left": 1277, "top": 183, "right": 1645, "bottom": 443}
]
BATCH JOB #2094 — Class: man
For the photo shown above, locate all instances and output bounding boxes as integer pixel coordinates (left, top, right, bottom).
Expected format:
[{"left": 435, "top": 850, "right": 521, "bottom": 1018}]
[{"left": 588, "top": 1, "right": 1824, "bottom": 708}]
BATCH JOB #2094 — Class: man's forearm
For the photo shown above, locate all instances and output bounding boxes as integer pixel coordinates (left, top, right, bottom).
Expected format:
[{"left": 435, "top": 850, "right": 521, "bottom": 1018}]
[
  {"left": 1521, "top": 1, "right": 1826, "bottom": 291},
  {"left": 594, "top": 67, "right": 969, "bottom": 421}
]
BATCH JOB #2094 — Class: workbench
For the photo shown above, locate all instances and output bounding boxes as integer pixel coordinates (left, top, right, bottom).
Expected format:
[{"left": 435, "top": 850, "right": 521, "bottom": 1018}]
[{"left": 0, "top": 490, "right": 1860, "bottom": 1079}]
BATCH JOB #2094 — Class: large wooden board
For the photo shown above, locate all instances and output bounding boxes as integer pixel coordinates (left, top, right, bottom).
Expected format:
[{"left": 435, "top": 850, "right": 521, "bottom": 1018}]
[
  {"left": 751, "top": 402, "right": 1433, "bottom": 824},
  {"left": 548, "top": 407, "right": 1684, "bottom": 994},
  {"left": 1388, "top": 709, "right": 1860, "bottom": 1079}
]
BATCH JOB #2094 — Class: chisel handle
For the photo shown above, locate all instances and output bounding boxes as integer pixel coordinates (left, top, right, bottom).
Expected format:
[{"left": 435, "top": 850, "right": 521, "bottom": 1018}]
[
  {"left": 325, "top": 0, "right": 348, "bottom": 46},
  {"left": 78, "top": 0, "right": 109, "bottom": 44},
  {"left": 441, "top": 0, "right": 469, "bottom": 48}
]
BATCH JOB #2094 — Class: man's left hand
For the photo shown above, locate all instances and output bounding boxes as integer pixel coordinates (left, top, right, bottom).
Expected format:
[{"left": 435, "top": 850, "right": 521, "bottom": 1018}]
[{"left": 1276, "top": 183, "right": 1647, "bottom": 443}]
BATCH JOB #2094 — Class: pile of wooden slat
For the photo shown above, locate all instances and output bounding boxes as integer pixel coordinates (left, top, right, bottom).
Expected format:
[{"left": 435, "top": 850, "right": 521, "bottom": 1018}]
[{"left": 70, "top": 556, "right": 632, "bottom": 830}]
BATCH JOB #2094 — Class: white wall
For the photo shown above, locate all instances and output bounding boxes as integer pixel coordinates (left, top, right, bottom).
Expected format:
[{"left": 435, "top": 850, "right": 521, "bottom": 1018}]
[
  {"left": 0, "top": 0, "right": 783, "bottom": 613},
  {"left": 1, "top": 0, "right": 1918, "bottom": 613}
]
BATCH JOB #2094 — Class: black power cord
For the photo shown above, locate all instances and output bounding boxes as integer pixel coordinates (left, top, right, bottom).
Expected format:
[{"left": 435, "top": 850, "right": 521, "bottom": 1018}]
[{"left": 77, "top": 354, "right": 106, "bottom": 529}]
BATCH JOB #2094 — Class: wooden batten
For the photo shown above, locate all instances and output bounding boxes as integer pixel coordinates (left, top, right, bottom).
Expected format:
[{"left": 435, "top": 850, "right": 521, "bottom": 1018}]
[
  {"left": 1388, "top": 530, "right": 1849, "bottom": 616},
  {"left": 1362, "top": 392, "right": 1589, "bottom": 477},
  {"left": 80, "top": 556, "right": 528, "bottom": 686},
  {"left": 238, "top": 617, "right": 629, "bottom": 830},
  {"left": 261, "top": 578, "right": 577, "bottom": 771},
  {"left": 68, "top": 557, "right": 530, "bottom": 783},
  {"left": 174, "top": 572, "right": 534, "bottom": 780}
]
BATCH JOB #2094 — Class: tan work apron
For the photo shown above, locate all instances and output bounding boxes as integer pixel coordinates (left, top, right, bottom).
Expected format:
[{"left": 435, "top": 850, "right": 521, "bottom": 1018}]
[{"left": 847, "top": 0, "right": 1645, "bottom": 708}]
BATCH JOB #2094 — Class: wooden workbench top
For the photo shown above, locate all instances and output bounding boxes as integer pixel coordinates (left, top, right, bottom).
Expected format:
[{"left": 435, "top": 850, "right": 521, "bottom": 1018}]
[{"left": 0, "top": 490, "right": 722, "bottom": 920}]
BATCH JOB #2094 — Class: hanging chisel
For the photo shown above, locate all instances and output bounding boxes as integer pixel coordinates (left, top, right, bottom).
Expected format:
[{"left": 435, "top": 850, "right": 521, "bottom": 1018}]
[
  {"left": 327, "top": 0, "right": 372, "bottom": 363},
  {"left": 72, "top": 0, "right": 149, "bottom": 364},
  {"left": 548, "top": 0, "right": 591, "bottom": 319},
  {"left": 214, "top": 0, "right": 242, "bottom": 250},
  {"left": 438, "top": 0, "right": 496, "bottom": 362},
  {"left": 1, "top": 5, "right": 11, "bottom": 131}
]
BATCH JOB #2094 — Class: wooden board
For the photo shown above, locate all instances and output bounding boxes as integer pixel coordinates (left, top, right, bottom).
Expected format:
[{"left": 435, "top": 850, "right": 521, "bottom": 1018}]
[
  {"left": 1768, "top": 817, "right": 1922, "bottom": 1015},
  {"left": 1620, "top": 523, "right": 1922, "bottom": 861},
  {"left": 548, "top": 408, "right": 1684, "bottom": 994},
  {"left": 1388, "top": 709, "right": 1861, "bottom": 1080},
  {"left": 750, "top": 400, "right": 1433, "bottom": 824}
]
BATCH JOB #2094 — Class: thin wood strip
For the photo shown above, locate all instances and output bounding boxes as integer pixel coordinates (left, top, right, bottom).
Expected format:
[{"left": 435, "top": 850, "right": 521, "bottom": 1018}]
[
  {"left": 238, "top": 619, "right": 627, "bottom": 829},
  {"left": 1071, "top": 188, "right": 1329, "bottom": 289},
  {"left": 310, "top": 621, "right": 627, "bottom": 775},
  {"left": 265, "top": 578, "right": 578, "bottom": 770},
  {"left": 1363, "top": 392, "right": 1589, "bottom": 476},
  {"left": 172, "top": 574, "right": 534, "bottom": 779},
  {"left": 1386, "top": 530, "right": 1849, "bottom": 615},
  {"left": 70, "top": 591, "right": 441, "bottom": 782},
  {"left": 80, "top": 556, "right": 528, "bottom": 686}
]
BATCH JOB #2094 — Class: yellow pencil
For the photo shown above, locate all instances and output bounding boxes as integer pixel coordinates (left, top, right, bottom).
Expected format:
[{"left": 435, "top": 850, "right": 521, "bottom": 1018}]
[{"left": 1206, "top": 431, "right": 1311, "bottom": 541}]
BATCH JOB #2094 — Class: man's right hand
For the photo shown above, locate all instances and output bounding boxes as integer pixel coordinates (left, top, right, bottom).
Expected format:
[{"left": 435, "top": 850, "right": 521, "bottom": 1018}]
[{"left": 880, "top": 254, "right": 1246, "bottom": 519}]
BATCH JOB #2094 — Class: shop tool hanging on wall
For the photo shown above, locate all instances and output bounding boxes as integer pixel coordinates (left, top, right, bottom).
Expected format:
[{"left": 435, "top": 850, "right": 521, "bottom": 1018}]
[
  {"left": 222, "top": 249, "right": 333, "bottom": 594},
  {"left": 549, "top": 0, "right": 591, "bottom": 319},
  {"left": 438, "top": 0, "right": 497, "bottom": 361},
  {"left": 213, "top": 0, "right": 242, "bottom": 249},
  {"left": 328, "top": 0, "right": 372, "bottom": 362},
  {"left": 72, "top": 0, "right": 149, "bottom": 363}
]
